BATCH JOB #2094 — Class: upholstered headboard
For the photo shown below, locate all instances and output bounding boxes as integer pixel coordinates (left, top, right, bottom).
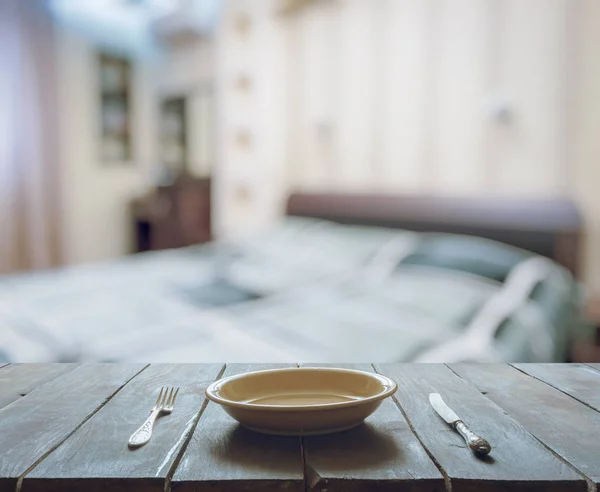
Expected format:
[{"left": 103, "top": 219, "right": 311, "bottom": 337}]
[{"left": 286, "top": 192, "right": 583, "bottom": 277}]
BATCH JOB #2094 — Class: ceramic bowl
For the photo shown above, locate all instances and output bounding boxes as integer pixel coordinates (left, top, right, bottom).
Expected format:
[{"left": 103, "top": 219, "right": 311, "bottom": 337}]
[{"left": 205, "top": 367, "right": 397, "bottom": 435}]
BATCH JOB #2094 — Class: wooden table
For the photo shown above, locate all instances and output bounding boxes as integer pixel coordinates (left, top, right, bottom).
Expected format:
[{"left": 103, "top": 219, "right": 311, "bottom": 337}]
[{"left": 1, "top": 363, "right": 599, "bottom": 492}]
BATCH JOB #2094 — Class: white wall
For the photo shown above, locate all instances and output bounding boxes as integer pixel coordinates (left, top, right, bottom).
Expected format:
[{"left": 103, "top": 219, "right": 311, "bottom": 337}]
[
  {"left": 572, "top": 0, "right": 600, "bottom": 292},
  {"left": 57, "top": 29, "right": 158, "bottom": 264},
  {"left": 216, "top": 0, "right": 571, "bottom": 237},
  {"left": 156, "top": 37, "right": 216, "bottom": 178},
  {"left": 213, "top": 0, "right": 287, "bottom": 239},
  {"left": 283, "top": 0, "right": 569, "bottom": 196}
]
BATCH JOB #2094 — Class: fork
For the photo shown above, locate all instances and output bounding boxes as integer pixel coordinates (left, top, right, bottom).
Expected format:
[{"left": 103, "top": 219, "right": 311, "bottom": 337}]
[{"left": 128, "top": 386, "right": 179, "bottom": 448}]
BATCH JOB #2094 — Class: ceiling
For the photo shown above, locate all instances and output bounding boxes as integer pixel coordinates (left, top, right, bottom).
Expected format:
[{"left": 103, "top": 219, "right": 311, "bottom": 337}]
[{"left": 49, "top": 0, "right": 220, "bottom": 52}]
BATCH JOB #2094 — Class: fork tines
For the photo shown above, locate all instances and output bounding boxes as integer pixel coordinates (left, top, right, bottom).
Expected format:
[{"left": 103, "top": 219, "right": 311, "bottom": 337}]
[{"left": 155, "top": 386, "right": 180, "bottom": 410}]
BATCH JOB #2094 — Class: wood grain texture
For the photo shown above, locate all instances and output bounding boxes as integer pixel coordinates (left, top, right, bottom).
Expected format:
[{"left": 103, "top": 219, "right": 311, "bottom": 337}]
[
  {"left": 171, "top": 364, "right": 304, "bottom": 492},
  {"left": 376, "top": 363, "right": 585, "bottom": 492},
  {"left": 0, "top": 363, "right": 146, "bottom": 491},
  {"left": 450, "top": 363, "right": 600, "bottom": 489},
  {"left": 301, "top": 363, "right": 444, "bottom": 492},
  {"left": 513, "top": 363, "right": 600, "bottom": 412},
  {"left": 0, "top": 363, "right": 78, "bottom": 411},
  {"left": 3, "top": 363, "right": 600, "bottom": 492},
  {"left": 22, "top": 364, "right": 224, "bottom": 492}
]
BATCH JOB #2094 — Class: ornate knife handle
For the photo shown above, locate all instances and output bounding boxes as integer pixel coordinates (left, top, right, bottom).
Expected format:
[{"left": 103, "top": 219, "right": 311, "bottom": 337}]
[
  {"left": 454, "top": 420, "right": 492, "bottom": 455},
  {"left": 129, "top": 408, "right": 161, "bottom": 447}
]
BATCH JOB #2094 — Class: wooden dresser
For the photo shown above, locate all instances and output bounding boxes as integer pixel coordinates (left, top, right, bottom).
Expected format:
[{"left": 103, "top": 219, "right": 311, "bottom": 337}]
[{"left": 131, "top": 175, "right": 211, "bottom": 252}]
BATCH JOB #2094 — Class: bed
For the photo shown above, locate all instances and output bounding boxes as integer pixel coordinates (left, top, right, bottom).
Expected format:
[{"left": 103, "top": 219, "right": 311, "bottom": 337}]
[{"left": 0, "top": 193, "right": 586, "bottom": 363}]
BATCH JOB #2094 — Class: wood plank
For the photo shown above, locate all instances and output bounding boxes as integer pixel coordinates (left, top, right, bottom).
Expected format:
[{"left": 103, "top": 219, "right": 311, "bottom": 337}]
[
  {"left": 0, "top": 363, "right": 9, "bottom": 370},
  {"left": 376, "top": 363, "right": 585, "bottom": 492},
  {"left": 171, "top": 364, "right": 304, "bottom": 492},
  {"left": 301, "top": 363, "right": 444, "bottom": 492},
  {"left": 450, "top": 363, "right": 600, "bottom": 489},
  {"left": 0, "top": 363, "right": 78, "bottom": 411},
  {"left": 22, "top": 363, "right": 224, "bottom": 492},
  {"left": 513, "top": 363, "right": 600, "bottom": 412},
  {"left": 0, "top": 363, "right": 146, "bottom": 491}
]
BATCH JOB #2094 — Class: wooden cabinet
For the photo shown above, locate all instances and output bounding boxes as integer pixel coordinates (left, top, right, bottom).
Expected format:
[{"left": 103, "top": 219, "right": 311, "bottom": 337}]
[{"left": 131, "top": 176, "right": 211, "bottom": 253}]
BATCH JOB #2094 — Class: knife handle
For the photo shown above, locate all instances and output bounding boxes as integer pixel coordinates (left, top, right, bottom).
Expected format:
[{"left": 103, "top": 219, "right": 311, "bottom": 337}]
[{"left": 454, "top": 421, "right": 492, "bottom": 455}]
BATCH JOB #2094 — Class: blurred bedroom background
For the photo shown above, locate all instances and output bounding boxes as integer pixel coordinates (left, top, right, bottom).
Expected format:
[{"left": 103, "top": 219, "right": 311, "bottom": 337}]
[{"left": 1, "top": 0, "right": 600, "bottom": 363}]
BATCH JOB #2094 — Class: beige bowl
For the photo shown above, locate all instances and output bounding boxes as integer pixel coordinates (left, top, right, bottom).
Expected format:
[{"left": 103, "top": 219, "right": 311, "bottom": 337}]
[{"left": 205, "top": 367, "right": 397, "bottom": 435}]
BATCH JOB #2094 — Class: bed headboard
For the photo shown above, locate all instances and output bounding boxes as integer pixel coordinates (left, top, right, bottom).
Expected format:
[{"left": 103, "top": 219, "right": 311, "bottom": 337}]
[{"left": 286, "top": 192, "right": 583, "bottom": 277}]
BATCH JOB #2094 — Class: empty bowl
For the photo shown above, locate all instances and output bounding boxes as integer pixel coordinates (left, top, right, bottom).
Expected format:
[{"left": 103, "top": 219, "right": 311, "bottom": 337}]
[{"left": 205, "top": 367, "right": 397, "bottom": 435}]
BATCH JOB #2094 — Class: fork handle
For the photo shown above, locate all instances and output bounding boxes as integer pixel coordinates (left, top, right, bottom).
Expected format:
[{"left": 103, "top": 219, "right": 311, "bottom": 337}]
[{"left": 129, "top": 408, "right": 160, "bottom": 447}]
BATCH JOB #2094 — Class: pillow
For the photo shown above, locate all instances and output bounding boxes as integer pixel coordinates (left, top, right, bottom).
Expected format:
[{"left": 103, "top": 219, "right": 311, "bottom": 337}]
[{"left": 401, "top": 234, "right": 533, "bottom": 282}]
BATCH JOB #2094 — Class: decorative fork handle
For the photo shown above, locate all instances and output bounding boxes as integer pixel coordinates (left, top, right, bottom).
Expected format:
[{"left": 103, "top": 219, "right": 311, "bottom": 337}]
[
  {"left": 454, "top": 421, "right": 492, "bottom": 455},
  {"left": 129, "top": 408, "right": 160, "bottom": 447}
]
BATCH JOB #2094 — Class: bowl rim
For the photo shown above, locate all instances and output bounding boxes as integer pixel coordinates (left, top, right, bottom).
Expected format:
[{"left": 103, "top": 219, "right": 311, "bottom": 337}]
[{"left": 205, "top": 367, "right": 398, "bottom": 412}]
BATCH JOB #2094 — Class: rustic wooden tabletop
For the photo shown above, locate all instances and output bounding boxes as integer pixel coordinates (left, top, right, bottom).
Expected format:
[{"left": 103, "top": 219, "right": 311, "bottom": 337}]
[{"left": 0, "top": 363, "right": 598, "bottom": 492}]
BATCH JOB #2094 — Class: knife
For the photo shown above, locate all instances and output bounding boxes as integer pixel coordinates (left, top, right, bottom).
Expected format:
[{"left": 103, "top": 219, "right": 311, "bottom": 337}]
[{"left": 429, "top": 393, "right": 492, "bottom": 455}]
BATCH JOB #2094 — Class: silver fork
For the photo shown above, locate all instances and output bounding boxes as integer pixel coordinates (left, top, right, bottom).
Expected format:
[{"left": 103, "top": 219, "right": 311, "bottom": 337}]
[{"left": 128, "top": 386, "right": 179, "bottom": 448}]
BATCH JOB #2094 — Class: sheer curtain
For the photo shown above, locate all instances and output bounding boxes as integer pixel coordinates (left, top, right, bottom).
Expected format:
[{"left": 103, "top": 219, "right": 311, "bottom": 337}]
[{"left": 0, "top": 0, "right": 61, "bottom": 273}]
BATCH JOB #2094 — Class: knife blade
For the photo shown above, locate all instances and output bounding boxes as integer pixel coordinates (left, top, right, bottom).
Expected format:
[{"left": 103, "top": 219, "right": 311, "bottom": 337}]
[{"left": 429, "top": 393, "right": 492, "bottom": 455}]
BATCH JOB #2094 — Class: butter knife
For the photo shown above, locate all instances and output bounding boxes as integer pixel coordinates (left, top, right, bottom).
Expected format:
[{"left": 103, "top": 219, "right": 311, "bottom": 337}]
[{"left": 429, "top": 393, "right": 492, "bottom": 455}]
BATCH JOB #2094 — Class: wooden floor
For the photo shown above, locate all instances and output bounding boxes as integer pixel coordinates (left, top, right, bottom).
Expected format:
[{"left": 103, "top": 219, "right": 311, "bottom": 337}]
[{"left": 0, "top": 363, "right": 599, "bottom": 491}]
